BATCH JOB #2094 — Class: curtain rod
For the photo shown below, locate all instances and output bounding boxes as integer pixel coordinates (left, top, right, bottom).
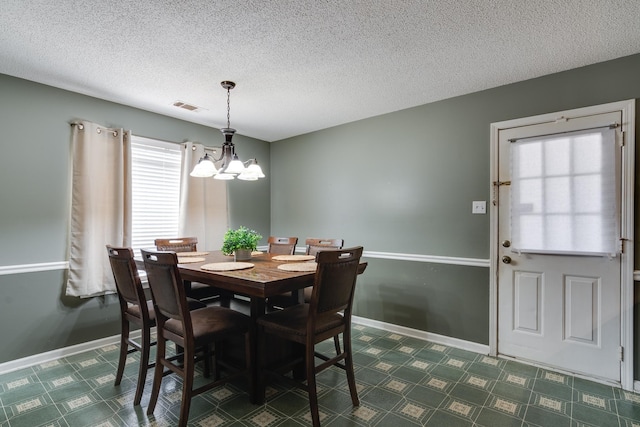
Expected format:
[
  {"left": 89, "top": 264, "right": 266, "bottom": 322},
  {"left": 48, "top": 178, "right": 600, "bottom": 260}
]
[
  {"left": 70, "top": 122, "right": 222, "bottom": 151},
  {"left": 69, "top": 121, "right": 121, "bottom": 137},
  {"left": 508, "top": 123, "right": 619, "bottom": 143}
]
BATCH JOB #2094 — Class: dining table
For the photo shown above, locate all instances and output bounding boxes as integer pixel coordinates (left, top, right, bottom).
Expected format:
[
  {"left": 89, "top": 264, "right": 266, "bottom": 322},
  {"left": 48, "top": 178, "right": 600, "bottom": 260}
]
[{"left": 173, "top": 250, "right": 367, "bottom": 404}]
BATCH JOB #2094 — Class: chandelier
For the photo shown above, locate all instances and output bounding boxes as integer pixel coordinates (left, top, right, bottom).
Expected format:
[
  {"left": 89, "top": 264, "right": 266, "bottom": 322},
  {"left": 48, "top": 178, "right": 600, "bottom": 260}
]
[{"left": 190, "top": 81, "right": 265, "bottom": 181}]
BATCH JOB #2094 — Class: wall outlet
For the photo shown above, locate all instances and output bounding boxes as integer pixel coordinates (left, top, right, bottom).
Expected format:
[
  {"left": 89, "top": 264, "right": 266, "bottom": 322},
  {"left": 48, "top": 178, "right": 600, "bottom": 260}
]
[{"left": 472, "top": 200, "right": 486, "bottom": 214}]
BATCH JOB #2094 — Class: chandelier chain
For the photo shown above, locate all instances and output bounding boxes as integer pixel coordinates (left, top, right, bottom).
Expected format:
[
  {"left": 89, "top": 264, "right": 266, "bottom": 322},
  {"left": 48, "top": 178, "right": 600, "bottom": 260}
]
[{"left": 226, "top": 87, "right": 231, "bottom": 129}]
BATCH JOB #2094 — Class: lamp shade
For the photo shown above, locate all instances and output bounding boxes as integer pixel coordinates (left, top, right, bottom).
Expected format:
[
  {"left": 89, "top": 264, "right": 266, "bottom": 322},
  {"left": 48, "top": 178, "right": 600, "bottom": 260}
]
[
  {"left": 246, "top": 161, "right": 265, "bottom": 178},
  {"left": 213, "top": 173, "right": 235, "bottom": 180},
  {"left": 190, "top": 154, "right": 217, "bottom": 177},
  {"left": 224, "top": 154, "right": 245, "bottom": 174},
  {"left": 237, "top": 170, "right": 259, "bottom": 180}
]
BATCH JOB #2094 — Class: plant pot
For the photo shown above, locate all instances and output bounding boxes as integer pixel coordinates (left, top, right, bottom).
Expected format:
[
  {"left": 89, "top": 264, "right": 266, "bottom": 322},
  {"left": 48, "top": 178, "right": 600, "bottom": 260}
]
[{"left": 234, "top": 249, "right": 252, "bottom": 262}]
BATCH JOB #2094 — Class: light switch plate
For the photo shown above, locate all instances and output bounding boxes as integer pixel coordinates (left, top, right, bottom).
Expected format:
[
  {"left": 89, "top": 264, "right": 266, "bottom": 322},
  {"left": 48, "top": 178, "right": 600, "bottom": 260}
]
[{"left": 472, "top": 200, "right": 486, "bottom": 214}]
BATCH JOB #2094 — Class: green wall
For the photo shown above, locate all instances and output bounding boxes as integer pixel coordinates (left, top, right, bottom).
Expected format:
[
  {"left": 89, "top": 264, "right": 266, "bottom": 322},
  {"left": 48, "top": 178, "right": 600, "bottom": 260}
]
[
  {"left": 2, "top": 53, "right": 640, "bottom": 379},
  {"left": 270, "top": 53, "right": 640, "bottom": 363},
  {"left": 0, "top": 74, "right": 270, "bottom": 363}
]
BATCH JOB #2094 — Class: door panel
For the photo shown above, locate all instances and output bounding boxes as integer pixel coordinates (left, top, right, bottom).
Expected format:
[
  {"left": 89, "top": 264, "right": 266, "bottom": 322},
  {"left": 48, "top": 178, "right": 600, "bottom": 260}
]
[
  {"left": 564, "top": 275, "right": 598, "bottom": 345},
  {"left": 513, "top": 271, "right": 542, "bottom": 334},
  {"left": 497, "top": 110, "right": 622, "bottom": 382}
]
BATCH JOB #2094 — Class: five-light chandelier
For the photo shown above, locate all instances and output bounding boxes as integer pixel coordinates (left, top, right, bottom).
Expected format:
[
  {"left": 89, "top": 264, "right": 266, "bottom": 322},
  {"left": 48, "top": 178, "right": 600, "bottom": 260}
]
[{"left": 190, "top": 81, "right": 265, "bottom": 181}]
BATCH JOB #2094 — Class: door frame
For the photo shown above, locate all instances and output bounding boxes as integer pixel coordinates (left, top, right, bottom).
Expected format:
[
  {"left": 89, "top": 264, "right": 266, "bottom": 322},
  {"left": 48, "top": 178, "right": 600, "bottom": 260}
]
[{"left": 489, "top": 99, "right": 636, "bottom": 390}]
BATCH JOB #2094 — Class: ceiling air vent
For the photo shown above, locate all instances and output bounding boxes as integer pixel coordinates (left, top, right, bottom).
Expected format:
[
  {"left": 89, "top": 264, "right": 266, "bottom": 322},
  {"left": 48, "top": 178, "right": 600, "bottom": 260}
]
[{"left": 172, "top": 101, "right": 201, "bottom": 112}]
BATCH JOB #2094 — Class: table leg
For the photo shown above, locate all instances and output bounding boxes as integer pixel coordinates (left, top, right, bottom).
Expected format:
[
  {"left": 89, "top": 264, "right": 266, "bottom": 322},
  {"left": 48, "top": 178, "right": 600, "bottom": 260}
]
[
  {"left": 249, "top": 297, "right": 266, "bottom": 404},
  {"left": 290, "top": 288, "right": 304, "bottom": 305}
]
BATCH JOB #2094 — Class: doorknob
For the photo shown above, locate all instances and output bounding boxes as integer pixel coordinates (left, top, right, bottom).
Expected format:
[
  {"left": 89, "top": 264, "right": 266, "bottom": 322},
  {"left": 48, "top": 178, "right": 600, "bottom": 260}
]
[
  {"left": 502, "top": 240, "right": 511, "bottom": 248},
  {"left": 502, "top": 256, "right": 512, "bottom": 264}
]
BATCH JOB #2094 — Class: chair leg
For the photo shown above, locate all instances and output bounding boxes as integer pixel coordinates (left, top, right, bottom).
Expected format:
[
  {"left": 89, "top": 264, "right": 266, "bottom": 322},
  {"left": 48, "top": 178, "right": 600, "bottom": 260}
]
[
  {"left": 178, "top": 345, "right": 195, "bottom": 427},
  {"left": 114, "top": 319, "right": 129, "bottom": 386},
  {"left": 146, "top": 333, "right": 166, "bottom": 416},
  {"left": 333, "top": 335, "right": 341, "bottom": 355},
  {"left": 306, "top": 343, "right": 321, "bottom": 427},
  {"left": 134, "top": 325, "right": 151, "bottom": 406},
  {"left": 343, "top": 330, "right": 359, "bottom": 406},
  {"left": 203, "top": 344, "right": 212, "bottom": 378}
]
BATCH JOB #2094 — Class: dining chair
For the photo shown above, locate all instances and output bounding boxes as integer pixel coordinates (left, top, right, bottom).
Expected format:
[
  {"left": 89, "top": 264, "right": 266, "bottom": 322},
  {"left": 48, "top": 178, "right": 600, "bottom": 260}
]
[
  {"left": 154, "top": 237, "right": 198, "bottom": 252},
  {"left": 106, "top": 245, "right": 206, "bottom": 406},
  {"left": 305, "top": 238, "right": 344, "bottom": 256},
  {"left": 268, "top": 238, "right": 345, "bottom": 309},
  {"left": 141, "top": 249, "right": 252, "bottom": 427},
  {"left": 267, "top": 236, "right": 298, "bottom": 255},
  {"left": 257, "top": 246, "right": 366, "bottom": 427},
  {"left": 154, "top": 237, "right": 225, "bottom": 304},
  {"left": 302, "top": 238, "right": 344, "bottom": 302}
]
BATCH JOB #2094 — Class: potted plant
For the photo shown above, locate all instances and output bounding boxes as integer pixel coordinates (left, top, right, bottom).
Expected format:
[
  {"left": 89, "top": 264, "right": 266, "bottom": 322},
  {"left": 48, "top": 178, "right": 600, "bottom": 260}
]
[{"left": 221, "top": 226, "right": 262, "bottom": 261}]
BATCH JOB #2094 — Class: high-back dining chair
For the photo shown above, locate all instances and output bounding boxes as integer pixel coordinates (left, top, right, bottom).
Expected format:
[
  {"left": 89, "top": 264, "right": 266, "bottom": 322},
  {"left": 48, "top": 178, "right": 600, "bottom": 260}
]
[
  {"left": 257, "top": 247, "right": 366, "bottom": 427},
  {"left": 106, "top": 245, "right": 155, "bottom": 406},
  {"left": 154, "top": 237, "right": 223, "bottom": 304},
  {"left": 303, "top": 238, "right": 344, "bottom": 302},
  {"left": 269, "top": 238, "right": 345, "bottom": 309},
  {"left": 305, "top": 238, "right": 344, "bottom": 256},
  {"left": 141, "top": 249, "right": 252, "bottom": 427},
  {"left": 154, "top": 237, "right": 198, "bottom": 252},
  {"left": 267, "top": 236, "right": 298, "bottom": 255}
]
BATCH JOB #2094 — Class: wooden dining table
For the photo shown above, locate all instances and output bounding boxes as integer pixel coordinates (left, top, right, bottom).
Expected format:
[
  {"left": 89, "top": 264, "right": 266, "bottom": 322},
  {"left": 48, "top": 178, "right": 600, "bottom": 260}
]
[{"left": 175, "top": 251, "right": 326, "bottom": 404}]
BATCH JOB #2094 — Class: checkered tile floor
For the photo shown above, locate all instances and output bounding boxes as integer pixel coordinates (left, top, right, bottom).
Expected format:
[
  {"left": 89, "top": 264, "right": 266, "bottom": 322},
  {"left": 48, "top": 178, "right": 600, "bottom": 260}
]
[{"left": 1, "top": 324, "right": 640, "bottom": 426}]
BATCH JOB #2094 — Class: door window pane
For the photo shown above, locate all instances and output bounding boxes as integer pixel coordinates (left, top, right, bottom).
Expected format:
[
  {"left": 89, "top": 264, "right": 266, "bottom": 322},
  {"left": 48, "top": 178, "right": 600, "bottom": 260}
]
[{"left": 510, "top": 128, "right": 618, "bottom": 255}]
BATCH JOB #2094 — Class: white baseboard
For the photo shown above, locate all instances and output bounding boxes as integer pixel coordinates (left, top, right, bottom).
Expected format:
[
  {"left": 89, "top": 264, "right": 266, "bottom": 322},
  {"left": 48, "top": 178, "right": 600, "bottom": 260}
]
[
  {"left": 0, "top": 331, "right": 141, "bottom": 375},
  {"left": 352, "top": 315, "right": 490, "bottom": 355}
]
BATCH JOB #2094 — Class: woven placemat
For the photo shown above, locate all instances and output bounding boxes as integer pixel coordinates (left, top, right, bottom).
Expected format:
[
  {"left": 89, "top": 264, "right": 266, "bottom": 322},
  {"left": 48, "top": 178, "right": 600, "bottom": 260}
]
[
  {"left": 177, "top": 257, "right": 205, "bottom": 264},
  {"left": 201, "top": 262, "right": 255, "bottom": 271},
  {"left": 176, "top": 251, "right": 209, "bottom": 257},
  {"left": 272, "top": 254, "right": 315, "bottom": 262},
  {"left": 277, "top": 262, "right": 317, "bottom": 272}
]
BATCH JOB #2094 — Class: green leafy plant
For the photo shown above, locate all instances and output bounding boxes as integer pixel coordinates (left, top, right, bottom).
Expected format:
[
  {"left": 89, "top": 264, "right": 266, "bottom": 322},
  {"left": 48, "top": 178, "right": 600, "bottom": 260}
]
[{"left": 221, "top": 226, "right": 262, "bottom": 255}]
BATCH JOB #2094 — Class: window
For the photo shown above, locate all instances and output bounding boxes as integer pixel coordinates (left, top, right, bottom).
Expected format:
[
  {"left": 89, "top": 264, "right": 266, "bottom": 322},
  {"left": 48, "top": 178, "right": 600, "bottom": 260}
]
[
  {"left": 131, "top": 136, "right": 182, "bottom": 256},
  {"left": 510, "top": 127, "right": 618, "bottom": 255}
]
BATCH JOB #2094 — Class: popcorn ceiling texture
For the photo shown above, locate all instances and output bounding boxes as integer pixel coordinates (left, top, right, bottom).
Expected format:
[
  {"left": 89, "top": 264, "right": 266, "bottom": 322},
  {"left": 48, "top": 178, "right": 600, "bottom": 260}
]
[{"left": 1, "top": 0, "right": 639, "bottom": 141}]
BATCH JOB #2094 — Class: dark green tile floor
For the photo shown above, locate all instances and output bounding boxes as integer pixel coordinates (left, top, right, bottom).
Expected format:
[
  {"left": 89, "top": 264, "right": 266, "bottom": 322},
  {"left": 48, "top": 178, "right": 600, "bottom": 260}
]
[{"left": 1, "top": 324, "right": 640, "bottom": 426}]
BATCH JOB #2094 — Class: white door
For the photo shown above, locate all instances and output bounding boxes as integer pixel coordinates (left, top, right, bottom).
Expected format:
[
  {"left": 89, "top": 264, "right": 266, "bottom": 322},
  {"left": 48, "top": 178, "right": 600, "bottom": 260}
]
[{"left": 495, "top": 107, "right": 628, "bottom": 383}]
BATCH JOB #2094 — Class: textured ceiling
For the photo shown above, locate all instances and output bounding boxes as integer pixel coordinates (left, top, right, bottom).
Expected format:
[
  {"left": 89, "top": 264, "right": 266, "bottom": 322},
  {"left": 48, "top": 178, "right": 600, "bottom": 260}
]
[{"left": 1, "top": 0, "right": 640, "bottom": 141}]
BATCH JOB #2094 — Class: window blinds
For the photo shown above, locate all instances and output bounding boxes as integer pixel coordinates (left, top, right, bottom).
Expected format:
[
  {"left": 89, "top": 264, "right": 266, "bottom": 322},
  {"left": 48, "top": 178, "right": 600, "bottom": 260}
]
[{"left": 131, "top": 136, "right": 181, "bottom": 256}]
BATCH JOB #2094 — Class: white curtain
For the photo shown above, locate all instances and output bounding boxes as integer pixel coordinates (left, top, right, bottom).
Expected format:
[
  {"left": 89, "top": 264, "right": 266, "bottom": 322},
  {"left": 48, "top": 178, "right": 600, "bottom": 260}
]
[
  {"left": 179, "top": 142, "right": 229, "bottom": 251},
  {"left": 66, "top": 121, "right": 131, "bottom": 297}
]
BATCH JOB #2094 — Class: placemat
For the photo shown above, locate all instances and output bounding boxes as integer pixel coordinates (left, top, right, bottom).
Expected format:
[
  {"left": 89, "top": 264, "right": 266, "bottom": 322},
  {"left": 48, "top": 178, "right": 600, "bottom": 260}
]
[
  {"left": 277, "top": 262, "right": 317, "bottom": 272},
  {"left": 201, "top": 262, "right": 255, "bottom": 271},
  {"left": 176, "top": 251, "right": 209, "bottom": 257},
  {"left": 251, "top": 251, "right": 264, "bottom": 256},
  {"left": 177, "top": 257, "right": 205, "bottom": 264},
  {"left": 272, "top": 254, "right": 315, "bottom": 262}
]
